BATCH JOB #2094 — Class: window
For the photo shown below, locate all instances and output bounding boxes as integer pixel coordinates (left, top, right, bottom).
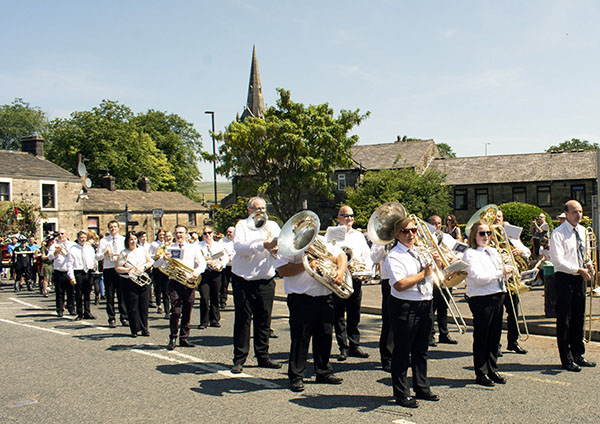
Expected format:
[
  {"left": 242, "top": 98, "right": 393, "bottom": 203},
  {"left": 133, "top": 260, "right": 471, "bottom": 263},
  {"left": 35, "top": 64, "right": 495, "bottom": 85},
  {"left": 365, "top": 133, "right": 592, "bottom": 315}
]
[
  {"left": 475, "top": 188, "right": 489, "bottom": 209},
  {"left": 571, "top": 184, "right": 586, "bottom": 205},
  {"left": 337, "top": 174, "right": 346, "bottom": 191},
  {"left": 87, "top": 217, "right": 99, "bottom": 236},
  {"left": 537, "top": 186, "right": 551, "bottom": 207},
  {"left": 188, "top": 212, "right": 196, "bottom": 227},
  {"left": 454, "top": 189, "right": 467, "bottom": 210},
  {"left": 0, "top": 182, "right": 9, "bottom": 201},
  {"left": 42, "top": 221, "right": 56, "bottom": 237},
  {"left": 512, "top": 187, "right": 527, "bottom": 203},
  {"left": 41, "top": 183, "right": 56, "bottom": 209}
]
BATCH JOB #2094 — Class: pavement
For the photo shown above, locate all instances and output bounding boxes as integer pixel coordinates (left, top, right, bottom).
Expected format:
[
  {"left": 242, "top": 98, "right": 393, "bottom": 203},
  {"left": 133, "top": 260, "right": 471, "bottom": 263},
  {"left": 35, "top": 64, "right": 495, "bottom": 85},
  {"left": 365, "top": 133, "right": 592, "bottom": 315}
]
[{"left": 274, "top": 276, "right": 600, "bottom": 342}]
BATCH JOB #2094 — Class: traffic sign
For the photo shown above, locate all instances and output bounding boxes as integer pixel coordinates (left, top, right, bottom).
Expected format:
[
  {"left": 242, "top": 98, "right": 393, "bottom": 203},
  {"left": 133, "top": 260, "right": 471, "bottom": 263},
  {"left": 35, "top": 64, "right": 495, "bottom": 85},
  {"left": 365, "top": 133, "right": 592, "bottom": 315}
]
[{"left": 152, "top": 209, "right": 164, "bottom": 219}]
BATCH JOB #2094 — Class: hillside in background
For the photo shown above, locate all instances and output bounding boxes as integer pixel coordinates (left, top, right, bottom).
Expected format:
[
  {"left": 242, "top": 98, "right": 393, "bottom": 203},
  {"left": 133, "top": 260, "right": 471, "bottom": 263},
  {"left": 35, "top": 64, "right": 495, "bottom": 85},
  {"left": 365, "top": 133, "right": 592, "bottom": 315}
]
[{"left": 196, "top": 181, "right": 232, "bottom": 204}]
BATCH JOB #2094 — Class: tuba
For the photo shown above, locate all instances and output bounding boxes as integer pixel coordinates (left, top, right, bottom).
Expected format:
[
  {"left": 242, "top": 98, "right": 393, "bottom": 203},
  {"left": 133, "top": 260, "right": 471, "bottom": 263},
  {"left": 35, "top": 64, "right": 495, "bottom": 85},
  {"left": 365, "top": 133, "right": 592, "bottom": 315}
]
[{"left": 278, "top": 210, "right": 353, "bottom": 299}]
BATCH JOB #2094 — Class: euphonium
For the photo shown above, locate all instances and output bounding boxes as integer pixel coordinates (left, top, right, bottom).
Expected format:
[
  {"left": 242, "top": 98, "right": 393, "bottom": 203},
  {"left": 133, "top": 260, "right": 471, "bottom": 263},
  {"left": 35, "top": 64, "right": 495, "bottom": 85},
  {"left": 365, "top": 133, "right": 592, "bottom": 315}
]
[
  {"left": 153, "top": 244, "right": 167, "bottom": 261},
  {"left": 278, "top": 210, "right": 353, "bottom": 299},
  {"left": 159, "top": 257, "right": 202, "bottom": 289}
]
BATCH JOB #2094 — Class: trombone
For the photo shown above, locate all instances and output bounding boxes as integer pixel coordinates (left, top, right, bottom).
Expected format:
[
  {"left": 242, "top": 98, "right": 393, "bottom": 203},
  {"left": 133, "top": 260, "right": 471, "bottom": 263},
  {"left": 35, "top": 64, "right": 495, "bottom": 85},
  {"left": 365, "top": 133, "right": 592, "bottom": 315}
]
[
  {"left": 410, "top": 214, "right": 467, "bottom": 334},
  {"left": 584, "top": 227, "right": 598, "bottom": 343}
]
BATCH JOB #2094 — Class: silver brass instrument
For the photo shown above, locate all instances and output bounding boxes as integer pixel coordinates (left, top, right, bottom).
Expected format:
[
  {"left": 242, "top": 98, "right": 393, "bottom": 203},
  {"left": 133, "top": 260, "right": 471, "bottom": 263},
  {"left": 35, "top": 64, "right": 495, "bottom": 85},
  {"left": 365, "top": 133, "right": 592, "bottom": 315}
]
[
  {"left": 121, "top": 254, "right": 152, "bottom": 286},
  {"left": 278, "top": 210, "right": 353, "bottom": 299},
  {"left": 584, "top": 227, "right": 598, "bottom": 343},
  {"left": 341, "top": 246, "right": 371, "bottom": 281},
  {"left": 204, "top": 249, "right": 225, "bottom": 272},
  {"left": 248, "top": 210, "right": 277, "bottom": 258}
]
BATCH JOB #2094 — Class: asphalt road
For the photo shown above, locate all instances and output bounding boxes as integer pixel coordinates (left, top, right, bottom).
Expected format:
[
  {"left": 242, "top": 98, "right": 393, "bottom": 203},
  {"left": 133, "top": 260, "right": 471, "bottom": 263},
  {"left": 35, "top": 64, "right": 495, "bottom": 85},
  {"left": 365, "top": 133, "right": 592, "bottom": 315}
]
[{"left": 1, "top": 285, "right": 600, "bottom": 424}]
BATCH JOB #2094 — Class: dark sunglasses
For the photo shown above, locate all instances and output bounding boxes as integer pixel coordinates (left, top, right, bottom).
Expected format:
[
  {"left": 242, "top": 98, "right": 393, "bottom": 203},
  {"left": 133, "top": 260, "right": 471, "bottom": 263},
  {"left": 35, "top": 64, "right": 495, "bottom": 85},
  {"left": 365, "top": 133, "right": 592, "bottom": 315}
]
[
  {"left": 478, "top": 231, "right": 492, "bottom": 237},
  {"left": 402, "top": 228, "right": 418, "bottom": 234},
  {"left": 203, "top": 231, "right": 213, "bottom": 235},
  {"left": 340, "top": 214, "right": 354, "bottom": 218}
]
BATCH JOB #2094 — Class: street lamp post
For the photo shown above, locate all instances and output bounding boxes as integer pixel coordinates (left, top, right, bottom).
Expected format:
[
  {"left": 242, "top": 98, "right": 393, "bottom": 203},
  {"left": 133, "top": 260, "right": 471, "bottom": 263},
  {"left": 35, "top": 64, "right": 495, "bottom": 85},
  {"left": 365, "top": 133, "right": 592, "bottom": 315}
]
[
  {"left": 205, "top": 111, "right": 217, "bottom": 212},
  {"left": 485, "top": 142, "right": 491, "bottom": 156}
]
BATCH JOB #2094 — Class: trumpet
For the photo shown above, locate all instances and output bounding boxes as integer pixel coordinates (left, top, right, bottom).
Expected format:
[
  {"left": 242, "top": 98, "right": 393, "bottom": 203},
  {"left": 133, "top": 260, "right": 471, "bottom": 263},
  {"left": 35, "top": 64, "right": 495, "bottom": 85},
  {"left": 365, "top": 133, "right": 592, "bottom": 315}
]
[{"left": 584, "top": 227, "right": 598, "bottom": 343}]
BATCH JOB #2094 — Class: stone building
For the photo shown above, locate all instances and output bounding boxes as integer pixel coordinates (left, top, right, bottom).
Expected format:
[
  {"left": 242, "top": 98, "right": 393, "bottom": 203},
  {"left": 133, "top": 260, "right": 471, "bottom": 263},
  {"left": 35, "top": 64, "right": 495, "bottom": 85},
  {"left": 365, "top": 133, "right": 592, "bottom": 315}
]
[{"left": 0, "top": 135, "right": 83, "bottom": 240}]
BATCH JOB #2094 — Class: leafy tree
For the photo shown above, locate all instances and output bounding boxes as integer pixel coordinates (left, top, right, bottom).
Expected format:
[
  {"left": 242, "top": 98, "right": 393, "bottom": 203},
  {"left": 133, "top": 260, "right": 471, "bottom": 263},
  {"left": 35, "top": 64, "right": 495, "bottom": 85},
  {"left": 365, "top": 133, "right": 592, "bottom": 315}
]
[
  {"left": 436, "top": 142, "right": 456, "bottom": 158},
  {"left": 0, "top": 98, "right": 48, "bottom": 150},
  {"left": 0, "top": 201, "right": 44, "bottom": 237},
  {"left": 546, "top": 138, "right": 599, "bottom": 152},
  {"left": 216, "top": 88, "right": 369, "bottom": 221},
  {"left": 46, "top": 100, "right": 204, "bottom": 197},
  {"left": 498, "top": 202, "right": 552, "bottom": 243},
  {"left": 212, "top": 196, "right": 250, "bottom": 233},
  {"left": 344, "top": 168, "right": 452, "bottom": 229}
]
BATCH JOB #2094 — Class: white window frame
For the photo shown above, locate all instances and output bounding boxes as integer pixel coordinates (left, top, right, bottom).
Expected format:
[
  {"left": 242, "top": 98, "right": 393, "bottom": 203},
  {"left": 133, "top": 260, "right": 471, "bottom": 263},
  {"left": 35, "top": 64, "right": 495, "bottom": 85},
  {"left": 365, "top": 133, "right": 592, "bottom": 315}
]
[
  {"left": 40, "top": 180, "right": 58, "bottom": 211},
  {"left": 0, "top": 177, "right": 12, "bottom": 202},
  {"left": 40, "top": 217, "right": 58, "bottom": 241},
  {"left": 337, "top": 174, "right": 346, "bottom": 191}
]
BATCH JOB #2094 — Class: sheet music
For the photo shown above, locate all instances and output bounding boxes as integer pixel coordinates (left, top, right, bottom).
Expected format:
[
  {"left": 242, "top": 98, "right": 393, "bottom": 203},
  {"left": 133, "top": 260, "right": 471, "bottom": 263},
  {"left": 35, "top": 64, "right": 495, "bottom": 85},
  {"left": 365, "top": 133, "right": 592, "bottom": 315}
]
[
  {"left": 503, "top": 223, "right": 522, "bottom": 240},
  {"left": 326, "top": 226, "right": 347, "bottom": 244}
]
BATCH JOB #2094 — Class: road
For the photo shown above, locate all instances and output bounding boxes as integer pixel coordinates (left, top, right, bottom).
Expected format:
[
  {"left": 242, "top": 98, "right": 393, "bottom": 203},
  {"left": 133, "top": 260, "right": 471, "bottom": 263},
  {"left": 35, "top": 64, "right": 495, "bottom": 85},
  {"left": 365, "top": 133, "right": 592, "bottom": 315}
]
[{"left": 1, "top": 286, "right": 599, "bottom": 424}]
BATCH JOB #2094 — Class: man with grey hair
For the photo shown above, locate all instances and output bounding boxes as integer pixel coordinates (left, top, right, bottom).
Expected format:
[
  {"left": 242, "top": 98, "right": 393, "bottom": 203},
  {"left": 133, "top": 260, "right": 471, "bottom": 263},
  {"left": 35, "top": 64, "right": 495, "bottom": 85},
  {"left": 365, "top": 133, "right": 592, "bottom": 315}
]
[{"left": 230, "top": 196, "right": 281, "bottom": 374}]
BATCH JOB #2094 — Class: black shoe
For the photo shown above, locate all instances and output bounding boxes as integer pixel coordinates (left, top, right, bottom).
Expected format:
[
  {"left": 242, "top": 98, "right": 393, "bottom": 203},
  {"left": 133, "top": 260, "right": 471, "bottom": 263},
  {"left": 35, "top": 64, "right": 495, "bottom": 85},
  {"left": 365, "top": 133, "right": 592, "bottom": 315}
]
[
  {"left": 210, "top": 322, "right": 221, "bottom": 328},
  {"left": 269, "top": 329, "right": 278, "bottom": 339},
  {"left": 164, "top": 312, "right": 170, "bottom": 319},
  {"left": 290, "top": 379, "right": 305, "bottom": 392},
  {"left": 497, "top": 350, "right": 503, "bottom": 357},
  {"left": 57, "top": 311, "right": 64, "bottom": 317},
  {"left": 507, "top": 343, "right": 528, "bottom": 354},
  {"left": 258, "top": 358, "right": 282, "bottom": 369},
  {"left": 575, "top": 357, "right": 596, "bottom": 367},
  {"left": 75, "top": 315, "right": 83, "bottom": 321},
  {"left": 396, "top": 396, "right": 419, "bottom": 408},
  {"left": 167, "top": 338, "right": 176, "bottom": 350},
  {"left": 108, "top": 320, "right": 117, "bottom": 328},
  {"left": 475, "top": 375, "right": 495, "bottom": 387},
  {"left": 415, "top": 391, "right": 440, "bottom": 401},
  {"left": 141, "top": 331, "right": 150, "bottom": 337},
  {"left": 337, "top": 349, "right": 349, "bottom": 361},
  {"left": 68, "top": 310, "right": 76, "bottom": 316},
  {"left": 438, "top": 335, "right": 458, "bottom": 345},
  {"left": 130, "top": 333, "right": 138, "bottom": 338},
  {"left": 349, "top": 347, "right": 369, "bottom": 358},
  {"left": 157, "top": 306, "right": 163, "bottom": 314},
  {"left": 562, "top": 362, "right": 582, "bottom": 372},
  {"left": 382, "top": 360, "right": 392, "bottom": 373},
  {"left": 488, "top": 372, "right": 507, "bottom": 384},
  {"left": 197, "top": 324, "right": 208, "bottom": 330},
  {"left": 121, "top": 320, "right": 129, "bottom": 327},
  {"left": 231, "top": 364, "right": 243, "bottom": 374},
  {"left": 315, "top": 374, "right": 343, "bottom": 385},
  {"left": 179, "top": 339, "right": 194, "bottom": 348},
  {"left": 429, "top": 339, "right": 437, "bottom": 347},
  {"left": 83, "top": 313, "right": 95, "bottom": 320}
]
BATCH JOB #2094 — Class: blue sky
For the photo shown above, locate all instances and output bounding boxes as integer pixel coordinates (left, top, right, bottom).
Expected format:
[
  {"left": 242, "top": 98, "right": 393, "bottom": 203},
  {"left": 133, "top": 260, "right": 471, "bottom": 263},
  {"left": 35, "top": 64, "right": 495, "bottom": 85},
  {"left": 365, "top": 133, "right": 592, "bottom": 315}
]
[{"left": 3, "top": 1, "right": 600, "bottom": 181}]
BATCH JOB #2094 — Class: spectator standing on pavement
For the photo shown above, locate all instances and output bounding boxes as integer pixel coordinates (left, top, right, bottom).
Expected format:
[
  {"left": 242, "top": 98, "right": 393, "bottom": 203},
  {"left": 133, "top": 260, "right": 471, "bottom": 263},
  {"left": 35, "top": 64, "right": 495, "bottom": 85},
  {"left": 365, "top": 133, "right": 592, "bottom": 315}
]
[{"left": 444, "top": 214, "right": 463, "bottom": 242}]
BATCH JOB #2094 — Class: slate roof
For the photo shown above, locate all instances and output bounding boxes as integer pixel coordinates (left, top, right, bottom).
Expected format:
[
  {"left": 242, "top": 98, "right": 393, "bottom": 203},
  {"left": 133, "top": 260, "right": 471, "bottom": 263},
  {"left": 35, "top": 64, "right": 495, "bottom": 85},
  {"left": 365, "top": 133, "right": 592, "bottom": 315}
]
[
  {"left": 83, "top": 188, "right": 208, "bottom": 213},
  {"left": 0, "top": 150, "right": 80, "bottom": 182},
  {"left": 431, "top": 150, "right": 598, "bottom": 185},
  {"left": 340, "top": 140, "right": 438, "bottom": 171}
]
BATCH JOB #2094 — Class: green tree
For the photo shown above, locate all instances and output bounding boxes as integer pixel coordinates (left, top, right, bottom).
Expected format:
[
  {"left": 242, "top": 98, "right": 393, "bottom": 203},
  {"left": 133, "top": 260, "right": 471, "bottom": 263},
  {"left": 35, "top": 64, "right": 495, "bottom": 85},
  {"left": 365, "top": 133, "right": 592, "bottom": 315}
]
[
  {"left": 498, "top": 202, "right": 552, "bottom": 243},
  {"left": 0, "top": 98, "right": 48, "bottom": 150},
  {"left": 46, "top": 100, "right": 204, "bottom": 197},
  {"left": 0, "top": 201, "right": 44, "bottom": 237},
  {"left": 344, "top": 168, "right": 452, "bottom": 228},
  {"left": 436, "top": 142, "right": 456, "bottom": 158},
  {"left": 546, "top": 138, "right": 599, "bottom": 152},
  {"left": 212, "top": 196, "right": 250, "bottom": 233},
  {"left": 216, "top": 88, "right": 369, "bottom": 221}
]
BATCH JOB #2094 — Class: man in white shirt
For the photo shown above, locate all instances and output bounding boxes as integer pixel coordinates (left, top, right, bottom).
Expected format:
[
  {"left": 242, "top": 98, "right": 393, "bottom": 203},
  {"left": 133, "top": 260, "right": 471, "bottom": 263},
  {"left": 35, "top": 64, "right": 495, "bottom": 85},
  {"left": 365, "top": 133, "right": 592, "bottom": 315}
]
[
  {"left": 96, "top": 220, "right": 128, "bottom": 328},
  {"left": 550, "top": 200, "right": 596, "bottom": 372},
  {"left": 48, "top": 228, "right": 76, "bottom": 317},
  {"left": 220, "top": 226, "right": 235, "bottom": 309},
  {"left": 230, "top": 197, "right": 281, "bottom": 374},
  {"left": 66, "top": 231, "right": 97, "bottom": 320},
  {"left": 333, "top": 205, "right": 373, "bottom": 360}
]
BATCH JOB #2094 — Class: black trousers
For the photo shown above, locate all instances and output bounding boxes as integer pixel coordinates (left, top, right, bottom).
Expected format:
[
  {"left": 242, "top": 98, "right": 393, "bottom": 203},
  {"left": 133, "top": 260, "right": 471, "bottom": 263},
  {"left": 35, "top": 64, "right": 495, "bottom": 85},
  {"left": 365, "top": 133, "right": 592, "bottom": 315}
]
[
  {"left": 168, "top": 280, "right": 195, "bottom": 340},
  {"left": 332, "top": 277, "right": 363, "bottom": 351},
  {"left": 379, "top": 279, "right": 394, "bottom": 364},
  {"left": 232, "top": 274, "right": 275, "bottom": 365},
  {"left": 468, "top": 292, "right": 505, "bottom": 377},
  {"left": 103, "top": 268, "right": 128, "bottom": 323},
  {"left": 390, "top": 297, "right": 433, "bottom": 398},
  {"left": 121, "top": 277, "right": 150, "bottom": 335},
  {"left": 152, "top": 268, "right": 170, "bottom": 312},
  {"left": 220, "top": 265, "right": 232, "bottom": 306},
  {"left": 54, "top": 270, "right": 75, "bottom": 314},
  {"left": 431, "top": 284, "right": 450, "bottom": 339},
  {"left": 287, "top": 293, "right": 334, "bottom": 382},
  {"left": 198, "top": 269, "right": 221, "bottom": 326},
  {"left": 74, "top": 270, "right": 92, "bottom": 317},
  {"left": 503, "top": 291, "right": 520, "bottom": 346},
  {"left": 554, "top": 272, "right": 586, "bottom": 366}
]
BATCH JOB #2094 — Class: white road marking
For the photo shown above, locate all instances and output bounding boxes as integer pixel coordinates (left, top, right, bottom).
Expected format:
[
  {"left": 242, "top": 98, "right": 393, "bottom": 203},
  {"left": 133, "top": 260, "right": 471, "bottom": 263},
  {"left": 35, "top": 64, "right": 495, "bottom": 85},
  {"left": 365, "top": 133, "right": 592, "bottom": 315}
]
[
  {"left": 8, "top": 297, "right": 42, "bottom": 309},
  {"left": 503, "top": 372, "right": 571, "bottom": 386},
  {"left": 0, "top": 318, "right": 70, "bottom": 335},
  {"left": 392, "top": 420, "right": 415, "bottom": 424}
]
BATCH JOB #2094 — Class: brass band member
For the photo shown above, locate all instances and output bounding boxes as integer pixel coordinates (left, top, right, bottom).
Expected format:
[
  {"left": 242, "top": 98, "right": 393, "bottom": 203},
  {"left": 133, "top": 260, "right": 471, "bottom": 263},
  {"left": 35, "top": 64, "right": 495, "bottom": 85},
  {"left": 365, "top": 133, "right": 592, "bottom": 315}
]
[
  {"left": 230, "top": 197, "right": 281, "bottom": 374},
  {"left": 220, "top": 226, "right": 235, "bottom": 309},
  {"left": 66, "top": 231, "right": 97, "bottom": 320},
  {"left": 277, "top": 235, "right": 346, "bottom": 392},
  {"left": 463, "top": 221, "right": 509, "bottom": 387},
  {"left": 149, "top": 229, "right": 169, "bottom": 317},
  {"left": 197, "top": 226, "right": 228, "bottom": 329},
  {"left": 371, "top": 241, "right": 394, "bottom": 373},
  {"left": 96, "top": 220, "right": 128, "bottom": 328},
  {"left": 48, "top": 229, "right": 76, "bottom": 317},
  {"left": 115, "top": 231, "right": 153, "bottom": 337},
  {"left": 550, "top": 200, "right": 596, "bottom": 371},
  {"left": 384, "top": 217, "right": 440, "bottom": 408}
]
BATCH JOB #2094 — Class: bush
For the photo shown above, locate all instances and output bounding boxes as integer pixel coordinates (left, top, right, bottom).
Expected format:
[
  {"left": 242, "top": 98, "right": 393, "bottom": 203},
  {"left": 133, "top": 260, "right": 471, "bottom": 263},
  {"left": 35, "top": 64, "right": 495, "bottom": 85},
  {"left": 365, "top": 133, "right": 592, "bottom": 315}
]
[{"left": 498, "top": 202, "right": 553, "bottom": 243}]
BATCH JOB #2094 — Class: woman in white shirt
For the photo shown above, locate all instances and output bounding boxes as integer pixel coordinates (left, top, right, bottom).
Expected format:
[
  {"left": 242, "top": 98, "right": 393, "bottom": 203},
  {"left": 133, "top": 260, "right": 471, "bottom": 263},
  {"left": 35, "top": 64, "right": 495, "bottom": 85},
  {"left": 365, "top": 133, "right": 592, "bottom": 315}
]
[
  {"left": 463, "top": 221, "right": 510, "bottom": 387},
  {"left": 197, "top": 226, "right": 228, "bottom": 329},
  {"left": 115, "top": 231, "right": 153, "bottom": 338}
]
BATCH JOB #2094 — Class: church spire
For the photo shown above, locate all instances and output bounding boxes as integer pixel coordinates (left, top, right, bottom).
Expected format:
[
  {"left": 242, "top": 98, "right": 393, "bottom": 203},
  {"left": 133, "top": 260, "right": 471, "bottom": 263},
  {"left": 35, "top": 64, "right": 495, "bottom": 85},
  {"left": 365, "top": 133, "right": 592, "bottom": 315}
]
[{"left": 240, "top": 45, "right": 265, "bottom": 121}]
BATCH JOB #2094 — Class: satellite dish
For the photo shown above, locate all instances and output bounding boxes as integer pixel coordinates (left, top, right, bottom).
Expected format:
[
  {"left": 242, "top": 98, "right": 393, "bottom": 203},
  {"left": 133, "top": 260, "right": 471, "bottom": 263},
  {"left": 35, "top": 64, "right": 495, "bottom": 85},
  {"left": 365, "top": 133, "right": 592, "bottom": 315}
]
[
  {"left": 78, "top": 162, "right": 88, "bottom": 177},
  {"left": 85, "top": 178, "right": 93, "bottom": 189}
]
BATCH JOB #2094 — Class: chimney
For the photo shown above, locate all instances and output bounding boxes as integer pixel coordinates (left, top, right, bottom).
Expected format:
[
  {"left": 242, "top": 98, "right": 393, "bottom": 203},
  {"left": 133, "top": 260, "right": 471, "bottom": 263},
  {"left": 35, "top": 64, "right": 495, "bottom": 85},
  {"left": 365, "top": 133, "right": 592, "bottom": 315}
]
[
  {"left": 101, "top": 173, "right": 116, "bottom": 191},
  {"left": 21, "top": 134, "right": 45, "bottom": 158},
  {"left": 137, "top": 176, "right": 151, "bottom": 193}
]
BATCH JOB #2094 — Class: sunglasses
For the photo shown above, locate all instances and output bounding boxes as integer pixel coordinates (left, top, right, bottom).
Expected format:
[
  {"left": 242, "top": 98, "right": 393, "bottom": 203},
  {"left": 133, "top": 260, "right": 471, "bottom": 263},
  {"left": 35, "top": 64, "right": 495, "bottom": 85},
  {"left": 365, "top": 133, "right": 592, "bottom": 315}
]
[
  {"left": 402, "top": 228, "right": 418, "bottom": 234},
  {"left": 478, "top": 231, "right": 492, "bottom": 237},
  {"left": 203, "top": 231, "right": 212, "bottom": 235},
  {"left": 340, "top": 214, "right": 354, "bottom": 218}
]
